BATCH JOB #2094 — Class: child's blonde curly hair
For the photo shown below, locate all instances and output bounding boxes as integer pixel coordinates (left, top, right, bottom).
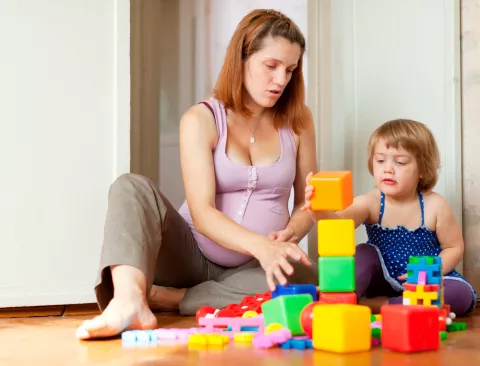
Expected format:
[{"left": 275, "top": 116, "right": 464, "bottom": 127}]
[{"left": 367, "top": 119, "right": 441, "bottom": 192}]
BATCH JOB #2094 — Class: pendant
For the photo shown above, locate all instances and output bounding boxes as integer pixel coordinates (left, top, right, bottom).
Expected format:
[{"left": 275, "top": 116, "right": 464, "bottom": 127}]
[{"left": 250, "top": 135, "right": 256, "bottom": 144}]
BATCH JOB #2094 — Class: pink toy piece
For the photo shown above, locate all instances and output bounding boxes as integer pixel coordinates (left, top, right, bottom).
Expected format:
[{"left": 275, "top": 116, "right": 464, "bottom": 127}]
[
  {"left": 252, "top": 329, "right": 292, "bottom": 349},
  {"left": 418, "top": 270, "right": 427, "bottom": 285},
  {"left": 154, "top": 328, "right": 199, "bottom": 340},
  {"left": 198, "top": 315, "right": 264, "bottom": 334},
  {"left": 370, "top": 321, "right": 382, "bottom": 328},
  {"left": 292, "top": 335, "right": 310, "bottom": 340}
]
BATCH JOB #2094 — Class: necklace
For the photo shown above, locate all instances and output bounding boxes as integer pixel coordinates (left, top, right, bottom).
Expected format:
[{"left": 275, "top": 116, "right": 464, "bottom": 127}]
[{"left": 243, "top": 109, "right": 266, "bottom": 144}]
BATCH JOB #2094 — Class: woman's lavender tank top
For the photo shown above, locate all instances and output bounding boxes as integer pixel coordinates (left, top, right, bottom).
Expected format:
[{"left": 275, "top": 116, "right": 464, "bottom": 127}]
[{"left": 178, "top": 97, "right": 297, "bottom": 267}]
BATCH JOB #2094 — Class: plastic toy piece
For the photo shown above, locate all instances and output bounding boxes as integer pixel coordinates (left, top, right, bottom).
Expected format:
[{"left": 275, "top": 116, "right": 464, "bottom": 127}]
[
  {"left": 319, "top": 292, "right": 357, "bottom": 305},
  {"left": 371, "top": 328, "right": 381, "bottom": 338},
  {"left": 300, "top": 301, "right": 320, "bottom": 338},
  {"left": 198, "top": 315, "right": 264, "bottom": 336},
  {"left": 272, "top": 284, "right": 318, "bottom": 301},
  {"left": 403, "top": 285, "right": 439, "bottom": 306},
  {"left": 406, "top": 256, "right": 442, "bottom": 285},
  {"left": 381, "top": 304, "right": 440, "bottom": 353},
  {"left": 242, "top": 310, "right": 258, "bottom": 318},
  {"left": 317, "top": 219, "right": 356, "bottom": 257},
  {"left": 418, "top": 270, "right": 427, "bottom": 285},
  {"left": 188, "top": 333, "right": 229, "bottom": 346},
  {"left": 252, "top": 328, "right": 292, "bottom": 349},
  {"left": 403, "top": 283, "right": 439, "bottom": 292},
  {"left": 440, "top": 331, "right": 447, "bottom": 341},
  {"left": 122, "top": 330, "right": 159, "bottom": 343},
  {"left": 318, "top": 257, "right": 355, "bottom": 292},
  {"left": 447, "top": 321, "right": 467, "bottom": 332},
  {"left": 265, "top": 323, "right": 284, "bottom": 334},
  {"left": 309, "top": 171, "right": 354, "bottom": 211},
  {"left": 312, "top": 304, "right": 371, "bottom": 353},
  {"left": 280, "top": 338, "right": 313, "bottom": 350},
  {"left": 154, "top": 328, "right": 201, "bottom": 340},
  {"left": 196, "top": 306, "right": 216, "bottom": 322},
  {"left": 262, "top": 294, "right": 313, "bottom": 336},
  {"left": 233, "top": 332, "right": 255, "bottom": 343},
  {"left": 371, "top": 338, "right": 381, "bottom": 347}
]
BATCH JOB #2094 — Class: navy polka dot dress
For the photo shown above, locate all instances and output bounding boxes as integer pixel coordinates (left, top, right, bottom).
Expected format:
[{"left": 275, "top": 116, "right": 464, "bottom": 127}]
[{"left": 364, "top": 191, "right": 477, "bottom": 302}]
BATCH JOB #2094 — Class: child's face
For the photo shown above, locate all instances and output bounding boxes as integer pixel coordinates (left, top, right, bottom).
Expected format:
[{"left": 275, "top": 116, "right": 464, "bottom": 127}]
[{"left": 372, "top": 139, "right": 420, "bottom": 198}]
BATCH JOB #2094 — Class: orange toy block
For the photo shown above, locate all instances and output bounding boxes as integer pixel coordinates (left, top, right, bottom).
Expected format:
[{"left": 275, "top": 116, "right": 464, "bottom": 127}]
[{"left": 309, "top": 171, "right": 353, "bottom": 211}]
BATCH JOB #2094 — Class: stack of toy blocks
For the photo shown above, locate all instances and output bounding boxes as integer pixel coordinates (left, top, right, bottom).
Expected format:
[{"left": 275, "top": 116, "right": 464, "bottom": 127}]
[
  {"left": 380, "top": 255, "right": 444, "bottom": 353},
  {"left": 309, "top": 171, "right": 371, "bottom": 353},
  {"left": 310, "top": 171, "right": 356, "bottom": 304},
  {"left": 402, "top": 256, "right": 443, "bottom": 308}
]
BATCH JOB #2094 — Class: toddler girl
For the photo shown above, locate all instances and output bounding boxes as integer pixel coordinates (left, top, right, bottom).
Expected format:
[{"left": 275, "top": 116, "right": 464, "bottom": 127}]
[{"left": 303, "top": 119, "right": 477, "bottom": 316}]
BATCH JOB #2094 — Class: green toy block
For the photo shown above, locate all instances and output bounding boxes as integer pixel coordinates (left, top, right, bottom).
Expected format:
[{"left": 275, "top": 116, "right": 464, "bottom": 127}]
[
  {"left": 371, "top": 327, "right": 381, "bottom": 339},
  {"left": 409, "top": 256, "right": 435, "bottom": 265},
  {"left": 447, "top": 321, "right": 467, "bottom": 332},
  {"left": 261, "top": 294, "right": 313, "bottom": 335},
  {"left": 440, "top": 331, "right": 447, "bottom": 341},
  {"left": 318, "top": 256, "right": 355, "bottom": 292}
]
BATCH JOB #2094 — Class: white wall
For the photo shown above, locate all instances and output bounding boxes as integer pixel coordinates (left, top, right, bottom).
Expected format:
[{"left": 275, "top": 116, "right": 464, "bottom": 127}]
[
  {"left": 316, "top": 0, "right": 462, "bottom": 244},
  {"left": 207, "top": 1, "right": 310, "bottom": 253},
  {"left": 0, "top": 0, "right": 130, "bottom": 306}
]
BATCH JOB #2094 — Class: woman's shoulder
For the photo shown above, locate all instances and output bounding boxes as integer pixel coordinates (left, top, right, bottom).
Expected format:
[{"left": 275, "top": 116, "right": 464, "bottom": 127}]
[{"left": 180, "top": 100, "right": 218, "bottom": 148}]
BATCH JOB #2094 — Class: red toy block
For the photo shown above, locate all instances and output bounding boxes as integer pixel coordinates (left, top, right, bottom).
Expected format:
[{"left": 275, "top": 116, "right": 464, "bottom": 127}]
[
  {"left": 319, "top": 292, "right": 357, "bottom": 305},
  {"left": 438, "top": 309, "right": 447, "bottom": 332},
  {"left": 403, "top": 283, "right": 439, "bottom": 292},
  {"left": 196, "top": 306, "right": 216, "bottom": 323},
  {"left": 381, "top": 305, "right": 440, "bottom": 353}
]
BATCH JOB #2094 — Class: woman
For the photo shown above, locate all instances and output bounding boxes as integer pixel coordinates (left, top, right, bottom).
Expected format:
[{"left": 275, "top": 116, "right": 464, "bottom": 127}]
[{"left": 77, "top": 8, "right": 318, "bottom": 340}]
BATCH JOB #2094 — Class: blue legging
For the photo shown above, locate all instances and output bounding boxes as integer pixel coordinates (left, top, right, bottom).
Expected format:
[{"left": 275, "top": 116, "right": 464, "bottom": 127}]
[{"left": 355, "top": 244, "right": 475, "bottom": 316}]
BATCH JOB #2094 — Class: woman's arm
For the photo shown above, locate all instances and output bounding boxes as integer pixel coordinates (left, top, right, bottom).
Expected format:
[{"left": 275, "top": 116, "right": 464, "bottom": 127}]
[{"left": 435, "top": 196, "right": 464, "bottom": 274}]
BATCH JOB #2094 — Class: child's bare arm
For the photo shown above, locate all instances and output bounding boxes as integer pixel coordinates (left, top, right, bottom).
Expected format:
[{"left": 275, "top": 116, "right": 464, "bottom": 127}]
[
  {"left": 436, "top": 197, "right": 464, "bottom": 274},
  {"left": 301, "top": 172, "right": 371, "bottom": 229}
]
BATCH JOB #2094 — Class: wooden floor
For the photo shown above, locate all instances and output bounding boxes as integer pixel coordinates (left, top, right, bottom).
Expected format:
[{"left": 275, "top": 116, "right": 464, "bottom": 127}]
[{"left": 0, "top": 305, "right": 479, "bottom": 366}]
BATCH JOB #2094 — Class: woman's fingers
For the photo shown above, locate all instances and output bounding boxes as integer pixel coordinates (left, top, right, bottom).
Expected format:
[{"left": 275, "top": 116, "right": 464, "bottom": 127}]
[
  {"left": 266, "top": 270, "right": 276, "bottom": 291},
  {"left": 273, "top": 267, "right": 287, "bottom": 287}
]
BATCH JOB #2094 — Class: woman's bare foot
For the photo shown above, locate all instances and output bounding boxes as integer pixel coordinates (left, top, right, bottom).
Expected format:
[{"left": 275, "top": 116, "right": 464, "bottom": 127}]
[
  {"left": 148, "top": 285, "right": 187, "bottom": 311},
  {"left": 76, "top": 296, "right": 157, "bottom": 340}
]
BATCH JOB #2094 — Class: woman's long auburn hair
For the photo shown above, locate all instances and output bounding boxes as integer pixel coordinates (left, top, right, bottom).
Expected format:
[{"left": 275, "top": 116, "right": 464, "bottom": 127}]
[{"left": 213, "top": 9, "right": 307, "bottom": 134}]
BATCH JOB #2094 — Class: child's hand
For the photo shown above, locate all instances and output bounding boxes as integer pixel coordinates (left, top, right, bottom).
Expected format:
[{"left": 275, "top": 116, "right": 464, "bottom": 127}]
[
  {"left": 301, "top": 172, "right": 314, "bottom": 212},
  {"left": 397, "top": 273, "right": 407, "bottom": 281}
]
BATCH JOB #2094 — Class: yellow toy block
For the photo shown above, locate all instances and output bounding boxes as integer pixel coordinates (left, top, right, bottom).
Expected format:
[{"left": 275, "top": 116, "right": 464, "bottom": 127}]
[
  {"left": 309, "top": 171, "right": 354, "bottom": 211},
  {"left": 233, "top": 332, "right": 255, "bottom": 343},
  {"left": 318, "top": 219, "right": 356, "bottom": 256},
  {"left": 188, "top": 333, "right": 229, "bottom": 346},
  {"left": 403, "top": 285, "right": 438, "bottom": 306},
  {"left": 313, "top": 304, "right": 371, "bottom": 353}
]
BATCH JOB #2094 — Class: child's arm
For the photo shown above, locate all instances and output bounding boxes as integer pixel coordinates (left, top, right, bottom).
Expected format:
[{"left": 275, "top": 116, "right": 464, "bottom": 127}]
[
  {"left": 301, "top": 172, "right": 371, "bottom": 229},
  {"left": 435, "top": 197, "right": 464, "bottom": 275}
]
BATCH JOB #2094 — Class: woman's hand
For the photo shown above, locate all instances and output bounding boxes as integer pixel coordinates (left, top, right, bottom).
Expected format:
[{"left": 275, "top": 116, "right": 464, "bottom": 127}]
[
  {"left": 268, "top": 228, "right": 299, "bottom": 243},
  {"left": 253, "top": 239, "right": 312, "bottom": 291}
]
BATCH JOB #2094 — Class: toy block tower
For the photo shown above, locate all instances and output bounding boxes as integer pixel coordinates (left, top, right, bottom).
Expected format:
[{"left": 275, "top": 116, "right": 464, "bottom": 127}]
[
  {"left": 309, "top": 171, "right": 356, "bottom": 304},
  {"left": 402, "top": 256, "right": 443, "bottom": 308}
]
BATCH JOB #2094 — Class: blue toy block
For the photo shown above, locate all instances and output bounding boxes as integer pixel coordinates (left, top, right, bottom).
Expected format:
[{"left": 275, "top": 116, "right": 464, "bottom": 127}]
[
  {"left": 280, "top": 338, "right": 313, "bottom": 350},
  {"left": 272, "top": 284, "right": 318, "bottom": 301},
  {"left": 122, "top": 330, "right": 158, "bottom": 343},
  {"left": 406, "top": 256, "right": 442, "bottom": 285}
]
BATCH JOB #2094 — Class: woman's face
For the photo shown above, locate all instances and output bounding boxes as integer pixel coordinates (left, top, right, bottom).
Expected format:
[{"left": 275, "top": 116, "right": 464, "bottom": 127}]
[{"left": 242, "top": 35, "right": 301, "bottom": 109}]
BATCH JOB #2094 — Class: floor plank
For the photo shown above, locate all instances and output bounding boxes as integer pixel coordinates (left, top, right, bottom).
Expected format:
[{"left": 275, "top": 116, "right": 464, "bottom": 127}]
[{"left": 0, "top": 309, "right": 478, "bottom": 365}]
